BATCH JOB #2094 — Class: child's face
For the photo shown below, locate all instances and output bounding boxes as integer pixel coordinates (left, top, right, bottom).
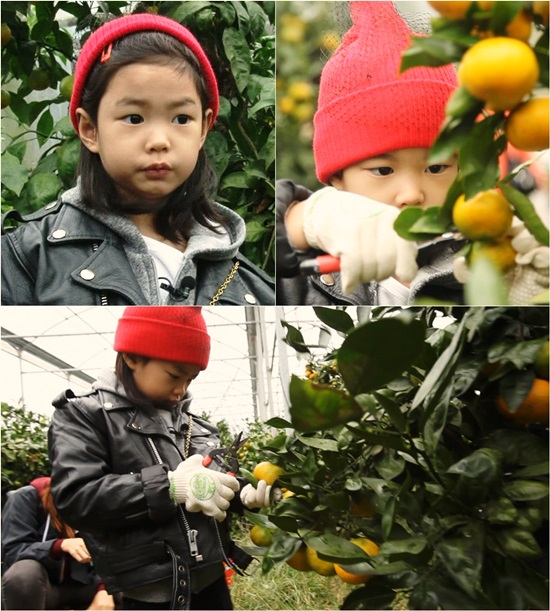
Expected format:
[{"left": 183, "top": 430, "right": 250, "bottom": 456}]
[
  {"left": 78, "top": 62, "right": 212, "bottom": 210},
  {"left": 331, "top": 148, "right": 458, "bottom": 209},
  {"left": 124, "top": 356, "right": 201, "bottom": 407}
]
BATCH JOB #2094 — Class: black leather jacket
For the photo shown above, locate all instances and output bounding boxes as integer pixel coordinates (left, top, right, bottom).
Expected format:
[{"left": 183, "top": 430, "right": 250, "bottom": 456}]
[
  {"left": 2, "top": 198, "right": 275, "bottom": 306},
  {"left": 48, "top": 376, "right": 251, "bottom": 609}
]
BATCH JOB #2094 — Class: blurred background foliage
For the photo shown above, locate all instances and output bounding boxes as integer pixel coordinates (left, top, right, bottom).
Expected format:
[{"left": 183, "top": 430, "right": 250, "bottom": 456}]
[
  {"left": 1, "top": 1, "right": 275, "bottom": 276},
  {"left": 276, "top": 1, "right": 346, "bottom": 192}
]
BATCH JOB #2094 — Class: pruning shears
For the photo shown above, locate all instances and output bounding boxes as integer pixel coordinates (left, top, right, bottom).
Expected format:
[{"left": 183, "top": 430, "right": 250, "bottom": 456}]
[{"left": 202, "top": 431, "right": 248, "bottom": 477}]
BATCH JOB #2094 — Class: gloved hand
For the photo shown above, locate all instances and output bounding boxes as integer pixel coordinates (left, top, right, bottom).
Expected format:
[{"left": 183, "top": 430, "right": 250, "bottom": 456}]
[
  {"left": 507, "top": 224, "right": 549, "bottom": 304},
  {"left": 240, "top": 480, "right": 282, "bottom": 509},
  {"left": 168, "top": 454, "right": 240, "bottom": 522},
  {"left": 302, "top": 187, "right": 418, "bottom": 293},
  {"left": 453, "top": 221, "right": 549, "bottom": 304}
]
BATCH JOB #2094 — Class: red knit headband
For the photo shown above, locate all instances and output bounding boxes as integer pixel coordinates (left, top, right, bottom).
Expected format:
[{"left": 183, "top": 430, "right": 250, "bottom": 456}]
[{"left": 69, "top": 13, "right": 219, "bottom": 133}]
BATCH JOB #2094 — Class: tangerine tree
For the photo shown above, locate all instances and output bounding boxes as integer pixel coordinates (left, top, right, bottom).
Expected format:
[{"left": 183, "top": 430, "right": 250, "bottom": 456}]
[
  {"left": 395, "top": 1, "right": 549, "bottom": 305},
  {"left": 245, "top": 306, "right": 548, "bottom": 609}
]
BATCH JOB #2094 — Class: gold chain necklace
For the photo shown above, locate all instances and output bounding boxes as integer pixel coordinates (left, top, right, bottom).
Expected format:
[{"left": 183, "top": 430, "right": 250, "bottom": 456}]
[{"left": 209, "top": 261, "right": 240, "bottom": 305}]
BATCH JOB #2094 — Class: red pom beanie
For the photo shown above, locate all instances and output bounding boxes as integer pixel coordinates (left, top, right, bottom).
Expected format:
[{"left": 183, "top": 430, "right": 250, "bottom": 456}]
[
  {"left": 69, "top": 13, "right": 219, "bottom": 133},
  {"left": 114, "top": 306, "right": 211, "bottom": 370},
  {"left": 313, "top": 2, "right": 458, "bottom": 184}
]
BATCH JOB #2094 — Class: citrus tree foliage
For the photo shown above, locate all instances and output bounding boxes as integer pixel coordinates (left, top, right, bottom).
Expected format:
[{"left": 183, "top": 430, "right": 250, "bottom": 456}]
[
  {"left": 248, "top": 307, "right": 549, "bottom": 610},
  {"left": 1, "top": 1, "right": 274, "bottom": 275},
  {"left": 395, "top": 1, "right": 549, "bottom": 304},
  {"left": 1, "top": 402, "right": 51, "bottom": 505}
]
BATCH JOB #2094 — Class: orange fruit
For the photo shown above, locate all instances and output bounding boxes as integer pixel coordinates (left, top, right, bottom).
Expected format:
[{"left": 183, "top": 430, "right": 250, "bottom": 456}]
[
  {"left": 1, "top": 23, "right": 11, "bottom": 48},
  {"left": 506, "top": 98, "right": 549, "bottom": 152},
  {"left": 250, "top": 525, "right": 273, "bottom": 547},
  {"left": 505, "top": 9, "right": 532, "bottom": 41},
  {"left": 334, "top": 538, "right": 379, "bottom": 585},
  {"left": 533, "top": 1, "right": 549, "bottom": 26},
  {"left": 350, "top": 494, "right": 377, "bottom": 518},
  {"left": 458, "top": 37, "right": 539, "bottom": 111},
  {"left": 428, "top": 1, "right": 472, "bottom": 19},
  {"left": 452, "top": 189, "right": 514, "bottom": 241},
  {"left": 286, "top": 545, "right": 312, "bottom": 571},
  {"left": 470, "top": 237, "right": 517, "bottom": 271},
  {"left": 253, "top": 461, "right": 284, "bottom": 485},
  {"left": 1, "top": 90, "right": 10, "bottom": 109},
  {"left": 288, "top": 81, "right": 314, "bottom": 102},
  {"left": 305, "top": 547, "right": 336, "bottom": 576},
  {"left": 496, "top": 378, "right": 549, "bottom": 425}
]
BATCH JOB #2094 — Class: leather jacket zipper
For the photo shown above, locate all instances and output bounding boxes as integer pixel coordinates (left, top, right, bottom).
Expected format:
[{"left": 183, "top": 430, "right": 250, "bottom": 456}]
[
  {"left": 92, "top": 242, "right": 109, "bottom": 305},
  {"left": 146, "top": 437, "right": 203, "bottom": 563}
]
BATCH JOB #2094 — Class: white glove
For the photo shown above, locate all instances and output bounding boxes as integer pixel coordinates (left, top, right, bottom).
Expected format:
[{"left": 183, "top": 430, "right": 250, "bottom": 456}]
[
  {"left": 507, "top": 225, "right": 549, "bottom": 304},
  {"left": 240, "top": 480, "right": 282, "bottom": 509},
  {"left": 302, "top": 187, "right": 418, "bottom": 294},
  {"left": 168, "top": 454, "right": 240, "bottom": 522}
]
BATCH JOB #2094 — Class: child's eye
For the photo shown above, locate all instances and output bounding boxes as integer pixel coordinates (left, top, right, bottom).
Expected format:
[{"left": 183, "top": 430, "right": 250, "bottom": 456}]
[
  {"left": 123, "top": 114, "right": 143, "bottom": 125},
  {"left": 173, "top": 115, "right": 190, "bottom": 125},
  {"left": 370, "top": 167, "right": 394, "bottom": 176},
  {"left": 426, "top": 164, "right": 449, "bottom": 174},
  {"left": 168, "top": 372, "right": 180, "bottom": 380}
]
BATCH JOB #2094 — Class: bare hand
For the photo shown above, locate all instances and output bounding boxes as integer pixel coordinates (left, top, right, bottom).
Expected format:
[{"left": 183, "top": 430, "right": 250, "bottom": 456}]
[
  {"left": 86, "top": 590, "right": 116, "bottom": 610},
  {"left": 60, "top": 537, "right": 92, "bottom": 563}
]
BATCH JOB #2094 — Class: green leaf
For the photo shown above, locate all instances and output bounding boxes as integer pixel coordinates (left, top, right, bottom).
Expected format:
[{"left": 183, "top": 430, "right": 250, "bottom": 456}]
[
  {"left": 36, "top": 110, "right": 54, "bottom": 146},
  {"left": 288, "top": 375, "right": 362, "bottom": 432},
  {"left": 400, "top": 35, "right": 464, "bottom": 72},
  {"left": 499, "top": 183, "right": 550, "bottom": 246},
  {"left": 295, "top": 433, "right": 338, "bottom": 451},
  {"left": 498, "top": 369, "right": 536, "bottom": 411},
  {"left": 485, "top": 497, "right": 518, "bottom": 525},
  {"left": 56, "top": 138, "right": 80, "bottom": 185},
  {"left": 26, "top": 172, "right": 62, "bottom": 208},
  {"left": 245, "top": 220, "right": 267, "bottom": 243},
  {"left": 379, "top": 537, "right": 428, "bottom": 555},
  {"left": 465, "top": 256, "right": 509, "bottom": 305},
  {"left": 447, "top": 448, "right": 503, "bottom": 486},
  {"left": 304, "top": 532, "right": 374, "bottom": 563},
  {"left": 503, "top": 480, "right": 549, "bottom": 502},
  {"left": 265, "top": 417, "right": 292, "bottom": 429},
  {"left": 445, "top": 85, "right": 485, "bottom": 118},
  {"left": 435, "top": 523, "right": 484, "bottom": 599},
  {"left": 222, "top": 27, "right": 251, "bottom": 93},
  {"left": 372, "top": 390, "right": 408, "bottom": 433},
  {"left": 280, "top": 320, "right": 310, "bottom": 354},
  {"left": 497, "top": 528, "right": 542, "bottom": 558},
  {"left": 338, "top": 316, "right": 426, "bottom": 395},
  {"left": 313, "top": 307, "right": 354, "bottom": 334},
  {"left": 1, "top": 151, "right": 28, "bottom": 196}
]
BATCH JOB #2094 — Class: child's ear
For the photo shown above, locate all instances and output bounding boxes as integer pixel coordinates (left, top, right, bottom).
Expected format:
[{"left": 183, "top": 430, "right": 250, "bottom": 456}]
[
  {"left": 122, "top": 353, "right": 139, "bottom": 371},
  {"left": 76, "top": 108, "right": 99, "bottom": 153},
  {"left": 200, "top": 109, "right": 214, "bottom": 147}
]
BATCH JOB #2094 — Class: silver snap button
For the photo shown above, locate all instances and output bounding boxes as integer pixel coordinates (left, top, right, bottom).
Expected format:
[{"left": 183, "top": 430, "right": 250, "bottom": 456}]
[
  {"left": 201, "top": 428, "right": 209, "bottom": 433},
  {"left": 132, "top": 423, "right": 141, "bottom": 430},
  {"left": 80, "top": 269, "right": 95, "bottom": 280},
  {"left": 244, "top": 293, "right": 257, "bottom": 304},
  {"left": 206, "top": 441, "right": 215, "bottom": 447},
  {"left": 51, "top": 229, "right": 66, "bottom": 239},
  {"left": 104, "top": 402, "right": 113, "bottom": 408},
  {"left": 320, "top": 274, "right": 335, "bottom": 286}
]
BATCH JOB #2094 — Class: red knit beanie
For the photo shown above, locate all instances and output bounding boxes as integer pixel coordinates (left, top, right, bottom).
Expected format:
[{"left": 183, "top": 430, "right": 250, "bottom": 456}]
[
  {"left": 114, "top": 306, "right": 211, "bottom": 370},
  {"left": 69, "top": 13, "right": 219, "bottom": 133},
  {"left": 313, "top": 2, "right": 458, "bottom": 184}
]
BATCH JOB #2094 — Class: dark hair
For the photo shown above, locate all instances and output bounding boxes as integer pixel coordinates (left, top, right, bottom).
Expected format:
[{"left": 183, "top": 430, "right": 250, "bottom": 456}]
[
  {"left": 115, "top": 352, "right": 149, "bottom": 404},
  {"left": 77, "top": 30, "right": 225, "bottom": 242}
]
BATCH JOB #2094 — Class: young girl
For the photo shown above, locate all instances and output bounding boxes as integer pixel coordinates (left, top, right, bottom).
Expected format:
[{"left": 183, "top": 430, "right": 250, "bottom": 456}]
[
  {"left": 48, "top": 307, "right": 275, "bottom": 610},
  {"left": 2, "top": 476, "right": 116, "bottom": 610},
  {"left": 2, "top": 14, "right": 274, "bottom": 306}
]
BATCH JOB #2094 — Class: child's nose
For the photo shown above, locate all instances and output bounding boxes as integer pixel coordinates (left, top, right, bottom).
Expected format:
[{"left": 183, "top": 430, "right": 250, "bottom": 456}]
[
  {"left": 395, "top": 178, "right": 425, "bottom": 208},
  {"left": 146, "top": 126, "right": 170, "bottom": 152}
]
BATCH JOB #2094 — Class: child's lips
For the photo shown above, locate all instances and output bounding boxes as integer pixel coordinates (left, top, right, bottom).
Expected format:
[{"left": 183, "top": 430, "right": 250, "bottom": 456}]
[{"left": 143, "top": 163, "right": 172, "bottom": 177}]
